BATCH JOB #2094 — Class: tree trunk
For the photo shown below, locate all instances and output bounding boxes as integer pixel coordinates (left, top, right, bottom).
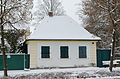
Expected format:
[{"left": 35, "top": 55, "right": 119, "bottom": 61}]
[
  {"left": 1, "top": 0, "right": 8, "bottom": 76},
  {"left": 109, "top": 29, "right": 115, "bottom": 72}
]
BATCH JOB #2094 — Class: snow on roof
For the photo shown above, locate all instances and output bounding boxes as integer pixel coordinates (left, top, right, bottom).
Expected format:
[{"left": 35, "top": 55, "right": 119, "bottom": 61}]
[{"left": 28, "top": 16, "right": 101, "bottom": 41}]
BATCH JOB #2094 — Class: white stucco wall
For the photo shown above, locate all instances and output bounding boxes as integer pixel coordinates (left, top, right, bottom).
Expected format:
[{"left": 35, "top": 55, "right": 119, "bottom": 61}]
[{"left": 27, "top": 41, "right": 97, "bottom": 68}]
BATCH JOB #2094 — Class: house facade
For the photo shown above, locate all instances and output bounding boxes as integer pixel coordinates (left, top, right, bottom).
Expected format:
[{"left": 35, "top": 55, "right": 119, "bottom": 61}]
[{"left": 27, "top": 16, "right": 100, "bottom": 68}]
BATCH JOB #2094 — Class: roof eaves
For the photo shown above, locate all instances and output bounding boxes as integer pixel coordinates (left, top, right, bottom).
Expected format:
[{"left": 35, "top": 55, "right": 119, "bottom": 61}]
[{"left": 26, "top": 39, "right": 101, "bottom": 41}]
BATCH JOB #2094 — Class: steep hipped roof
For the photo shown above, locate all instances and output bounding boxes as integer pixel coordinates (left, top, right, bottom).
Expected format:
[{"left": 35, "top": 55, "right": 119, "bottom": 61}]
[{"left": 28, "top": 16, "right": 100, "bottom": 41}]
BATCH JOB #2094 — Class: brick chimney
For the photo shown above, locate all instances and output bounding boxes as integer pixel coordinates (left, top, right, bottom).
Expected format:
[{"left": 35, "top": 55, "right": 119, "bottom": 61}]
[{"left": 48, "top": 12, "right": 53, "bottom": 17}]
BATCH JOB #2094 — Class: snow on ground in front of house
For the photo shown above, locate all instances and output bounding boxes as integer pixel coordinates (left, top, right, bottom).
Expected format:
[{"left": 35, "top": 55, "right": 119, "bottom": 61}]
[{"left": 0, "top": 67, "right": 120, "bottom": 79}]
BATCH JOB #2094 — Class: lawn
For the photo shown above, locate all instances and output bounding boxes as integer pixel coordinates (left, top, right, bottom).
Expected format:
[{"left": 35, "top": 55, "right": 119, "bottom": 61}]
[{"left": 0, "top": 67, "right": 120, "bottom": 79}]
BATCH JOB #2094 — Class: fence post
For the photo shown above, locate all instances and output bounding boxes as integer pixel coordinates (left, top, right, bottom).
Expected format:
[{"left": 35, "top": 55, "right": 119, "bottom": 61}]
[{"left": 24, "top": 53, "right": 25, "bottom": 70}]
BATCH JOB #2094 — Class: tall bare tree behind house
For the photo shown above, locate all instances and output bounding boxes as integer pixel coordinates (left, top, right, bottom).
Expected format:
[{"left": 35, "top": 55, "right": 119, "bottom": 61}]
[{"left": 32, "top": 0, "right": 65, "bottom": 27}]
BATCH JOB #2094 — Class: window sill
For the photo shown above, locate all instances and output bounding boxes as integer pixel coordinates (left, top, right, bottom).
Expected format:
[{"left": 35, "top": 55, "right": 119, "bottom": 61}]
[
  {"left": 77, "top": 58, "right": 88, "bottom": 59},
  {"left": 60, "top": 58, "right": 69, "bottom": 60},
  {"left": 40, "top": 58, "right": 51, "bottom": 60}
]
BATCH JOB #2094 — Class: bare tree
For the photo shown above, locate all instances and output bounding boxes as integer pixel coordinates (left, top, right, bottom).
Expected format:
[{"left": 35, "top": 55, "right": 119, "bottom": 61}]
[
  {"left": 78, "top": 0, "right": 120, "bottom": 72},
  {"left": 32, "top": 0, "right": 65, "bottom": 28},
  {"left": 41, "top": 0, "right": 65, "bottom": 15},
  {"left": 0, "top": 0, "right": 33, "bottom": 76}
]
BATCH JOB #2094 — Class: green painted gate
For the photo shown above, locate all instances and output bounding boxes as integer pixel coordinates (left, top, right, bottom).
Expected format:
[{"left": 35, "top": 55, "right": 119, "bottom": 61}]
[
  {"left": 97, "top": 49, "right": 111, "bottom": 67},
  {"left": 0, "top": 54, "right": 30, "bottom": 70}
]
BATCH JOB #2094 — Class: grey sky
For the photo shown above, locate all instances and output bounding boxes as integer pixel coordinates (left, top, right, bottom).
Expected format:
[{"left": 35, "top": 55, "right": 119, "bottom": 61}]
[{"left": 61, "top": 0, "right": 82, "bottom": 24}]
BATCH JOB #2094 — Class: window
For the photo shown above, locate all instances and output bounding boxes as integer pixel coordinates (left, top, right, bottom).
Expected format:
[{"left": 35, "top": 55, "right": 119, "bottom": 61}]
[
  {"left": 41, "top": 46, "right": 50, "bottom": 58},
  {"left": 79, "top": 46, "right": 87, "bottom": 58},
  {"left": 60, "top": 46, "right": 69, "bottom": 58}
]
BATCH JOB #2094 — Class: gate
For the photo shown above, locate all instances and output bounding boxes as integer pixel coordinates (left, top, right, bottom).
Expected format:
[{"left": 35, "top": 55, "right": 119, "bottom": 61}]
[
  {"left": 0, "top": 54, "right": 30, "bottom": 70},
  {"left": 97, "top": 49, "right": 111, "bottom": 67}
]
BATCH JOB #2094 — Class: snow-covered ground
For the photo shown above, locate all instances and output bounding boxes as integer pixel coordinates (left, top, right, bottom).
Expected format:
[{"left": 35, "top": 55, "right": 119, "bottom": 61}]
[{"left": 0, "top": 67, "right": 120, "bottom": 79}]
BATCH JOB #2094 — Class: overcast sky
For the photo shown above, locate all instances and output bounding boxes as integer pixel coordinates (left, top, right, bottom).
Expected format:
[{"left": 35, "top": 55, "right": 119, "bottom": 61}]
[{"left": 61, "top": 0, "right": 82, "bottom": 24}]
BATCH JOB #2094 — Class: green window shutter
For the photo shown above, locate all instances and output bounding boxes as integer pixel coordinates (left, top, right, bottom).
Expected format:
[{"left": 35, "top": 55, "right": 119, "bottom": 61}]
[
  {"left": 79, "top": 46, "right": 87, "bottom": 58},
  {"left": 60, "top": 46, "right": 69, "bottom": 58},
  {"left": 41, "top": 46, "right": 50, "bottom": 58}
]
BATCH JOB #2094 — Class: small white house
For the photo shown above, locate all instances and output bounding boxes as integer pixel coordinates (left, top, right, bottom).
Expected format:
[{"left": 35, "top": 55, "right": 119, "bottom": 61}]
[{"left": 26, "top": 15, "right": 101, "bottom": 68}]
